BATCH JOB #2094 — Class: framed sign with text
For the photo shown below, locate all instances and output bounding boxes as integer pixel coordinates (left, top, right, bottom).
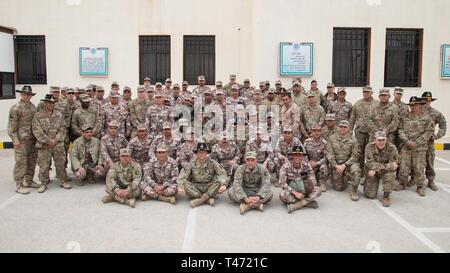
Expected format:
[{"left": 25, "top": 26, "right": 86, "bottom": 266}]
[
  {"left": 441, "top": 44, "right": 450, "bottom": 78},
  {"left": 280, "top": 42, "right": 313, "bottom": 77},
  {"left": 79, "top": 47, "right": 108, "bottom": 76}
]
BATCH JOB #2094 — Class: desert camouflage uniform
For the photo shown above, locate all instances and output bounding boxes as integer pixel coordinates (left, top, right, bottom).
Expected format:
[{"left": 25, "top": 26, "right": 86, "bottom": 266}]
[
  {"left": 105, "top": 161, "right": 142, "bottom": 204},
  {"left": 101, "top": 134, "right": 128, "bottom": 173},
  {"left": 301, "top": 104, "right": 326, "bottom": 137},
  {"left": 128, "top": 97, "right": 152, "bottom": 138},
  {"left": 367, "top": 102, "right": 400, "bottom": 142},
  {"left": 101, "top": 103, "right": 131, "bottom": 138},
  {"left": 328, "top": 100, "right": 352, "bottom": 123},
  {"left": 304, "top": 137, "right": 329, "bottom": 187},
  {"left": 228, "top": 164, "right": 273, "bottom": 204},
  {"left": 145, "top": 105, "right": 172, "bottom": 137},
  {"left": 281, "top": 103, "right": 302, "bottom": 138},
  {"left": 140, "top": 157, "right": 178, "bottom": 198},
  {"left": 210, "top": 141, "right": 241, "bottom": 182},
  {"left": 149, "top": 135, "right": 180, "bottom": 160},
  {"left": 321, "top": 126, "right": 336, "bottom": 141},
  {"left": 127, "top": 135, "right": 154, "bottom": 168},
  {"left": 177, "top": 140, "right": 197, "bottom": 169}
]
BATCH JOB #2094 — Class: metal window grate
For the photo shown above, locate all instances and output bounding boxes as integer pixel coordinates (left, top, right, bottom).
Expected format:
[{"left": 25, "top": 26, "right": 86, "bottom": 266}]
[
  {"left": 15, "top": 35, "right": 47, "bottom": 84},
  {"left": 183, "top": 35, "right": 215, "bottom": 85},
  {"left": 139, "top": 35, "right": 171, "bottom": 84},
  {"left": 384, "top": 29, "right": 422, "bottom": 87},
  {"left": 0, "top": 72, "right": 15, "bottom": 100},
  {"left": 332, "top": 28, "right": 370, "bottom": 87}
]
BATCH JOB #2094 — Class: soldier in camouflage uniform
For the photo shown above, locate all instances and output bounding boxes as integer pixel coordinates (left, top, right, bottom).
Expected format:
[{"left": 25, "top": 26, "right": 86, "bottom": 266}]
[
  {"left": 392, "top": 87, "right": 409, "bottom": 149},
  {"left": 94, "top": 86, "right": 108, "bottom": 108},
  {"left": 326, "top": 120, "right": 361, "bottom": 200},
  {"left": 101, "top": 93, "right": 131, "bottom": 138},
  {"left": 281, "top": 93, "right": 302, "bottom": 139},
  {"left": 70, "top": 126, "right": 104, "bottom": 186},
  {"left": 396, "top": 96, "right": 435, "bottom": 197},
  {"left": 228, "top": 152, "right": 273, "bottom": 215},
  {"left": 364, "top": 131, "right": 399, "bottom": 207},
  {"left": 308, "top": 80, "right": 325, "bottom": 107},
  {"left": 226, "top": 84, "right": 247, "bottom": 108},
  {"left": 323, "top": 82, "right": 338, "bottom": 114},
  {"left": 177, "top": 128, "right": 197, "bottom": 170},
  {"left": 245, "top": 128, "right": 274, "bottom": 166},
  {"left": 210, "top": 132, "right": 241, "bottom": 186},
  {"left": 264, "top": 88, "right": 281, "bottom": 113},
  {"left": 304, "top": 123, "right": 329, "bottom": 192},
  {"left": 129, "top": 86, "right": 152, "bottom": 139},
  {"left": 291, "top": 81, "right": 307, "bottom": 110},
  {"left": 127, "top": 124, "right": 154, "bottom": 169},
  {"left": 301, "top": 92, "right": 326, "bottom": 140},
  {"left": 121, "top": 86, "right": 133, "bottom": 107},
  {"left": 102, "top": 148, "right": 141, "bottom": 208},
  {"left": 145, "top": 91, "right": 172, "bottom": 137},
  {"left": 8, "top": 86, "right": 38, "bottom": 194},
  {"left": 349, "top": 86, "right": 378, "bottom": 168},
  {"left": 101, "top": 120, "right": 129, "bottom": 175},
  {"left": 421, "top": 92, "right": 447, "bottom": 191},
  {"left": 65, "top": 88, "right": 80, "bottom": 142},
  {"left": 192, "top": 75, "right": 212, "bottom": 98},
  {"left": 149, "top": 122, "right": 180, "bottom": 160},
  {"left": 327, "top": 88, "right": 352, "bottom": 122},
  {"left": 279, "top": 145, "right": 321, "bottom": 213},
  {"left": 322, "top": 114, "right": 337, "bottom": 141},
  {"left": 367, "top": 89, "right": 400, "bottom": 142},
  {"left": 223, "top": 74, "right": 243, "bottom": 96},
  {"left": 140, "top": 144, "right": 178, "bottom": 204},
  {"left": 71, "top": 94, "right": 102, "bottom": 139},
  {"left": 32, "top": 94, "right": 72, "bottom": 193},
  {"left": 177, "top": 143, "right": 228, "bottom": 208}
]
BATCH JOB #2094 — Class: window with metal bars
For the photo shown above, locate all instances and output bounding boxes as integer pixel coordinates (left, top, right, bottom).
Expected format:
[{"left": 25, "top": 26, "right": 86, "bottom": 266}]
[
  {"left": 332, "top": 28, "right": 370, "bottom": 87},
  {"left": 184, "top": 35, "right": 215, "bottom": 85},
  {"left": 139, "top": 35, "right": 171, "bottom": 84},
  {"left": 384, "top": 29, "right": 422, "bottom": 87},
  {"left": 15, "top": 35, "right": 47, "bottom": 84},
  {"left": 0, "top": 72, "right": 15, "bottom": 100}
]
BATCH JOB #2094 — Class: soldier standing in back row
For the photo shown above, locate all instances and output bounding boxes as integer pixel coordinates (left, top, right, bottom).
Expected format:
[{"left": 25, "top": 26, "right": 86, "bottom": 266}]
[
  {"left": 8, "top": 86, "right": 39, "bottom": 194},
  {"left": 367, "top": 89, "right": 400, "bottom": 142}
]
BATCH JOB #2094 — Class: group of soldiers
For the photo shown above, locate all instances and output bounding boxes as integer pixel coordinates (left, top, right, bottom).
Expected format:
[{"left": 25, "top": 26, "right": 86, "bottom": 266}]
[{"left": 8, "top": 74, "right": 447, "bottom": 214}]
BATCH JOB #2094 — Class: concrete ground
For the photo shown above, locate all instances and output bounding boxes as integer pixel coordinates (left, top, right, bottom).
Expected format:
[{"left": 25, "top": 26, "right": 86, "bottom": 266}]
[{"left": 0, "top": 149, "right": 449, "bottom": 253}]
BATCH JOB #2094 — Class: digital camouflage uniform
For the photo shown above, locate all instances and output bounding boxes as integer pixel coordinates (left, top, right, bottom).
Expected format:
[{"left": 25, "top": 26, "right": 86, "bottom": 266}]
[
  {"left": 145, "top": 105, "right": 172, "bottom": 137},
  {"left": 281, "top": 103, "right": 302, "bottom": 139},
  {"left": 71, "top": 106, "right": 102, "bottom": 138},
  {"left": 140, "top": 157, "right": 178, "bottom": 199},
  {"left": 393, "top": 100, "right": 409, "bottom": 149},
  {"left": 105, "top": 161, "right": 142, "bottom": 205},
  {"left": 128, "top": 97, "right": 152, "bottom": 138},
  {"left": 127, "top": 135, "right": 154, "bottom": 169},
  {"left": 367, "top": 102, "right": 400, "bottom": 142},
  {"left": 304, "top": 137, "right": 329, "bottom": 187},
  {"left": 177, "top": 140, "right": 197, "bottom": 170},
  {"left": 228, "top": 163, "right": 273, "bottom": 204},
  {"left": 70, "top": 136, "right": 104, "bottom": 182},
  {"left": 328, "top": 100, "right": 352, "bottom": 123},
  {"left": 101, "top": 102, "right": 131, "bottom": 138},
  {"left": 210, "top": 141, "right": 242, "bottom": 183},
  {"left": 101, "top": 134, "right": 129, "bottom": 173},
  {"left": 301, "top": 104, "right": 326, "bottom": 137},
  {"left": 149, "top": 135, "right": 181, "bottom": 160}
]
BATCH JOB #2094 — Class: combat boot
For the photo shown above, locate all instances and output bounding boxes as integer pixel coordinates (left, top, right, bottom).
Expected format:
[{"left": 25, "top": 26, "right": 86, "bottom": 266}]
[
  {"left": 206, "top": 198, "right": 215, "bottom": 206},
  {"left": 23, "top": 181, "right": 40, "bottom": 189},
  {"left": 16, "top": 187, "right": 30, "bottom": 195},
  {"left": 287, "top": 201, "right": 303, "bottom": 213},
  {"left": 140, "top": 193, "right": 151, "bottom": 201},
  {"left": 60, "top": 182, "right": 72, "bottom": 190},
  {"left": 37, "top": 184, "right": 47, "bottom": 193},
  {"left": 394, "top": 183, "right": 405, "bottom": 191},
  {"left": 382, "top": 192, "right": 391, "bottom": 207},
  {"left": 240, "top": 203, "right": 252, "bottom": 215},
  {"left": 350, "top": 186, "right": 359, "bottom": 201},
  {"left": 406, "top": 178, "right": 415, "bottom": 187},
  {"left": 126, "top": 198, "right": 136, "bottom": 208},
  {"left": 320, "top": 183, "right": 327, "bottom": 192},
  {"left": 190, "top": 194, "right": 210, "bottom": 208},
  {"left": 305, "top": 201, "right": 319, "bottom": 209},
  {"left": 257, "top": 203, "right": 264, "bottom": 212},
  {"left": 87, "top": 173, "right": 96, "bottom": 184},
  {"left": 417, "top": 187, "right": 426, "bottom": 197},
  {"left": 158, "top": 195, "right": 176, "bottom": 205},
  {"left": 427, "top": 180, "right": 438, "bottom": 191},
  {"left": 101, "top": 195, "right": 114, "bottom": 204}
]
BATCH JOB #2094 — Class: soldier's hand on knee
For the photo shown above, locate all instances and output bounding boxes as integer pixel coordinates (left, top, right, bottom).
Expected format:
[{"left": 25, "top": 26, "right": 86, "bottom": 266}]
[
  {"left": 391, "top": 162, "right": 399, "bottom": 171},
  {"left": 293, "top": 191, "right": 304, "bottom": 200},
  {"left": 368, "top": 170, "right": 376, "bottom": 177},
  {"left": 219, "top": 185, "right": 227, "bottom": 194}
]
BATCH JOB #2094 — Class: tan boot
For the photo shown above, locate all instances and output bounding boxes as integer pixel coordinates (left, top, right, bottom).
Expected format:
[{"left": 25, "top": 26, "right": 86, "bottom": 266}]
[
  {"left": 287, "top": 201, "right": 303, "bottom": 213},
  {"left": 382, "top": 192, "right": 391, "bottom": 207},
  {"left": 305, "top": 201, "right": 319, "bottom": 209},
  {"left": 417, "top": 187, "right": 426, "bottom": 197},
  {"left": 320, "top": 183, "right": 327, "bottom": 192},
  {"left": 23, "top": 181, "right": 40, "bottom": 189},
  {"left": 240, "top": 203, "right": 252, "bottom": 215},
  {"left": 257, "top": 203, "right": 264, "bottom": 212},
  {"left": 406, "top": 178, "right": 415, "bottom": 187},
  {"left": 158, "top": 195, "right": 176, "bottom": 205},
  {"left": 140, "top": 193, "right": 151, "bottom": 201},
  {"left": 206, "top": 198, "right": 215, "bottom": 206},
  {"left": 60, "top": 182, "right": 72, "bottom": 190},
  {"left": 37, "top": 185, "right": 47, "bottom": 193},
  {"left": 394, "top": 183, "right": 405, "bottom": 191},
  {"left": 16, "top": 187, "right": 30, "bottom": 195},
  {"left": 427, "top": 180, "right": 438, "bottom": 191},
  {"left": 190, "top": 194, "right": 210, "bottom": 208},
  {"left": 350, "top": 186, "right": 359, "bottom": 201},
  {"left": 101, "top": 195, "right": 114, "bottom": 204},
  {"left": 126, "top": 198, "right": 136, "bottom": 208}
]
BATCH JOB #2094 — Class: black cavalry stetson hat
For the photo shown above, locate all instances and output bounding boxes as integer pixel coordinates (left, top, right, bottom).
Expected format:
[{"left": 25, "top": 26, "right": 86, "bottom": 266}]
[
  {"left": 408, "top": 96, "right": 425, "bottom": 106},
  {"left": 16, "top": 85, "right": 36, "bottom": 96},
  {"left": 421, "top": 91, "right": 437, "bottom": 102},
  {"left": 194, "top": 142, "right": 210, "bottom": 153}
]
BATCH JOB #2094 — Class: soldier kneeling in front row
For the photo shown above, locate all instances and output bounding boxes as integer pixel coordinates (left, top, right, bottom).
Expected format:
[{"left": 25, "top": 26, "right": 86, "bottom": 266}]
[{"left": 228, "top": 151, "right": 273, "bottom": 215}]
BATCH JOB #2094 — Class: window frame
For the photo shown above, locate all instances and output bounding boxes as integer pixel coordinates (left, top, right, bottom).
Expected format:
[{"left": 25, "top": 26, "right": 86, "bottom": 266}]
[
  {"left": 138, "top": 35, "right": 171, "bottom": 85},
  {"left": 15, "top": 35, "right": 47, "bottom": 85},
  {"left": 183, "top": 35, "right": 216, "bottom": 85}
]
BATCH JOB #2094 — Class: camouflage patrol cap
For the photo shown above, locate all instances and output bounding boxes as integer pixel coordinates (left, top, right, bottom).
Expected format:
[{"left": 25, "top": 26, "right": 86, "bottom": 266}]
[
  {"left": 259, "top": 81, "right": 265, "bottom": 86},
  {"left": 231, "top": 84, "right": 239, "bottom": 90},
  {"left": 137, "top": 124, "right": 147, "bottom": 131},
  {"left": 245, "top": 151, "right": 257, "bottom": 160},
  {"left": 394, "top": 87, "right": 404, "bottom": 94},
  {"left": 307, "top": 91, "right": 315, "bottom": 97},
  {"left": 229, "top": 74, "right": 237, "bottom": 80},
  {"left": 81, "top": 125, "right": 93, "bottom": 132},
  {"left": 379, "top": 88, "right": 390, "bottom": 95},
  {"left": 327, "top": 82, "right": 335, "bottom": 88},
  {"left": 85, "top": 85, "right": 93, "bottom": 91},
  {"left": 338, "top": 120, "right": 350, "bottom": 127},
  {"left": 275, "top": 80, "right": 282, "bottom": 85},
  {"left": 79, "top": 94, "right": 93, "bottom": 102},
  {"left": 265, "top": 80, "right": 270, "bottom": 85},
  {"left": 155, "top": 82, "right": 163, "bottom": 87},
  {"left": 163, "top": 122, "right": 172, "bottom": 129},
  {"left": 143, "top": 77, "right": 151, "bottom": 82},
  {"left": 204, "top": 89, "right": 212, "bottom": 95},
  {"left": 325, "top": 114, "right": 336, "bottom": 121},
  {"left": 363, "top": 86, "right": 373, "bottom": 92},
  {"left": 253, "top": 89, "right": 262, "bottom": 95},
  {"left": 311, "top": 123, "right": 322, "bottom": 131},
  {"left": 215, "top": 89, "right": 224, "bottom": 95},
  {"left": 173, "top": 83, "right": 180, "bottom": 89},
  {"left": 163, "top": 96, "right": 170, "bottom": 101},
  {"left": 50, "top": 86, "right": 61, "bottom": 92},
  {"left": 119, "top": 148, "right": 131, "bottom": 156},
  {"left": 61, "top": 86, "right": 68, "bottom": 92},
  {"left": 293, "top": 81, "right": 301, "bottom": 86},
  {"left": 66, "top": 88, "right": 75, "bottom": 94},
  {"left": 243, "top": 78, "right": 250, "bottom": 83},
  {"left": 165, "top": 78, "right": 172, "bottom": 83},
  {"left": 291, "top": 145, "right": 306, "bottom": 155},
  {"left": 375, "top": 131, "right": 387, "bottom": 140},
  {"left": 109, "top": 92, "right": 120, "bottom": 98},
  {"left": 268, "top": 88, "right": 275, "bottom": 93},
  {"left": 108, "top": 120, "right": 119, "bottom": 128},
  {"left": 111, "top": 81, "right": 119, "bottom": 87},
  {"left": 216, "top": 81, "right": 223, "bottom": 86},
  {"left": 154, "top": 91, "right": 164, "bottom": 97},
  {"left": 137, "top": 85, "right": 146, "bottom": 92},
  {"left": 198, "top": 75, "right": 206, "bottom": 81},
  {"left": 146, "top": 86, "right": 155, "bottom": 92},
  {"left": 96, "top": 86, "right": 105, "bottom": 92},
  {"left": 283, "top": 125, "right": 293, "bottom": 132},
  {"left": 123, "top": 86, "right": 131, "bottom": 92},
  {"left": 337, "top": 87, "right": 347, "bottom": 94},
  {"left": 77, "top": 88, "right": 86, "bottom": 93},
  {"left": 194, "top": 142, "right": 210, "bottom": 153},
  {"left": 156, "top": 144, "right": 168, "bottom": 152},
  {"left": 182, "top": 81, "right": 189, "bottom": 86}
]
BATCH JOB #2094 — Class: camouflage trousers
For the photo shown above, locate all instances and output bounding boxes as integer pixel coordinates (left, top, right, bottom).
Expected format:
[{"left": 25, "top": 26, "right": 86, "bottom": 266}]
[
  {"left": 363, "top": 170, "right": 395, "bottom": 199},
  {"left": 398, "top": 150, "right": 426, "bottom": 188},
  {"left": 330, "top": 164, "right": 361, "bottom": 191},
  {"left": 184, "top": 180, "right": 221, "bottom": 199},
  {"left": 74, "top": 165, "right": 105, "bottom": 181},
  {"left": 279, "top": 187, "right": 321, "bottom": 205},
  {"left": 13, "top": 138, "right": 38, "bottom": 188},
  {"left": 355, "top": 131, "right": 370, "bottom": 168},
  {"left": 142, "top": 184, "right": 178, "bottom": 199},
  {"left": 425, "top": 140, "right": 436, "bottom": 181},
  {"left": 227, "top": 187, "right": 273, "bottom": 204},
  {"left": 37, "top": 143, "right": 67, "bottom": 185},
  {"left": 312, "top": 164, "right": 329, "bottom": 185},
  {"left": 106, "top": 187, "right": 141, "bottom": 204}
]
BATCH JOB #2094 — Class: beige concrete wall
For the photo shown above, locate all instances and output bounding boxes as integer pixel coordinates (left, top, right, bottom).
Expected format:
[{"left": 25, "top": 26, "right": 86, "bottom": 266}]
[{"left": 0, "top": 0, "right": 449, "bottom": 137}]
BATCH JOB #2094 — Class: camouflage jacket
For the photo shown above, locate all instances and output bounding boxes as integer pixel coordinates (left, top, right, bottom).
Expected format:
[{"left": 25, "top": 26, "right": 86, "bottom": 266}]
[
  {"left": 393, "top": 100, "right": 409, "bottom": 119},
  {"left": 367, "top": 102, "right": 400, "bottom": 135},
  {"left": 106, "top": 161, "right": 142, "bottom": 191},
  {"left": 210, "top": 141, "right": 242, "bottom": 165},
  {"left": 127, "top": 136, "right": 154, "bottom": 166},
  {"left": 8, "top": 100, "right": 36, "bottom": 144},
  {"left": 101, "top": 103, "right": 130, "bottom": 137},
  {"left": 192, "top": 86, "right": 212, "bottom": 98},
  {"left": 326, "top": 133, "right": 359, "bottom": 167},
  {"left": 177, "top": 140, "right": 197, "bottom": 168},
  {"left": 279, "top": 160, "right": 318, "bottom": 195},
  {"left": 71, "top": 107, "right": 102, "bottom": 137},
  {"left": 232, "top": 164, "right": 272, "bottom": 200},
  {"left": 32, "top": 110, "right": 66, "bottom": 148},
  {"left": 274, "top": 136, "right": 303, "bottom": 160},
  {"left": 281, "top": 103, "right": 301, "bottom": 137},
  {"left": 291, "top": 92, "right": 307, "bottom": 109},
  {"left": 321, "top": 126, "right": 336, "bottom": 142},
  {"left": 245, "top": 139, "right": 274, "bottom": 164},
  {"left": 349, "top": 97, "right": 378, "bottom": 133},
  {"left": 149, "top": 135, "right": 181, "bottom": 160},
  {"left": 100, "top": 134, "right": 128, "bottom": 163},
  {"left": 70, "top": 136, "right": 103, "bottom": 171},
  {"left": 304, "top": 137, "right": 328, "bottom": 165},
  {"left": 128, "top": 97, "right": 152, "bottom": 129},
  {"left": 177, "top": 158, "right": 228, "bottom": 186},
  {"left": 145, "top": 105, "right": 172, "bottom": 136},
  {"left": 328, "top": 100, "right": 352, "bottom": 123},
  {"left": 422, "top": 106, "right": 447, "bottom": 141},
  {"left": 301, "top": 104, "right": 326, "bottom": 135},
  {"left": 141, "top": 157, "right": 179, "bottom": 189},
  {"left": 398, "top": 112, "right": 435, "bottom": 152},
  {"left": 365, "top": 142, "right": 399, "bottom": 172}
]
